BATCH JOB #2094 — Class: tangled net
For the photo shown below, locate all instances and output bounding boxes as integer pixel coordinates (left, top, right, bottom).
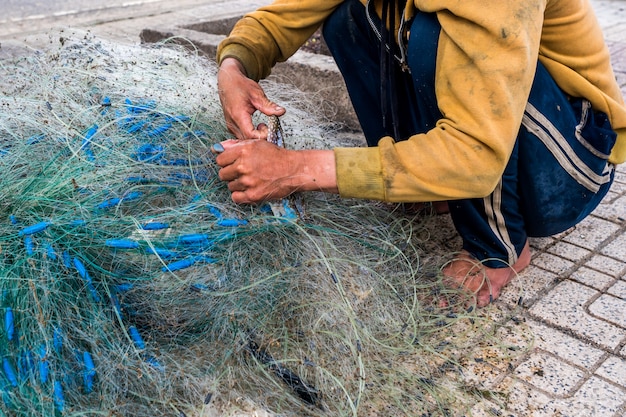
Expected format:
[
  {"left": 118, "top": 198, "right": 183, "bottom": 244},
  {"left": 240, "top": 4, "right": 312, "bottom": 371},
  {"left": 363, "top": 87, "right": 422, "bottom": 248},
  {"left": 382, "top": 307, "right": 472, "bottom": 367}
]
[{"left": 0, "top": 32, "right": 528, "bottom": 417}]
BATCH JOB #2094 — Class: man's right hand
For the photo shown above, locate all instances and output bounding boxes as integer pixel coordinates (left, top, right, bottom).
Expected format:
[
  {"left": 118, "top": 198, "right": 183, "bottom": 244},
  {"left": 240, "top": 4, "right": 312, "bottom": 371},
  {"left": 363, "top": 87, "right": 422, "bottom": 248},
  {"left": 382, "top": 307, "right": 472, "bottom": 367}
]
[{"left": 217, "top": 57, "right": 286, "bottom": 140}]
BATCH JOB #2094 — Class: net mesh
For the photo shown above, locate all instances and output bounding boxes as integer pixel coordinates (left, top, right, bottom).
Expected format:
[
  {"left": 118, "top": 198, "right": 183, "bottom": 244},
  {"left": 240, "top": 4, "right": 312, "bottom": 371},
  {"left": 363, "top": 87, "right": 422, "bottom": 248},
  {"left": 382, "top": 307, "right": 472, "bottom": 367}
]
[{"left": 0, "top": 31, "right": 530, "bottom": 417}]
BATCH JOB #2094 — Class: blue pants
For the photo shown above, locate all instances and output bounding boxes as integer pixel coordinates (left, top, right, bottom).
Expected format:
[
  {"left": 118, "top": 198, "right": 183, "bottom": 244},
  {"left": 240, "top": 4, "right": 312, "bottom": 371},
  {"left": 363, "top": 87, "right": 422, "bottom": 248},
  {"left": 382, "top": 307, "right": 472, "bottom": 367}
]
[{"left": 323, "top": 0, "right": 616, "bottom": 267}]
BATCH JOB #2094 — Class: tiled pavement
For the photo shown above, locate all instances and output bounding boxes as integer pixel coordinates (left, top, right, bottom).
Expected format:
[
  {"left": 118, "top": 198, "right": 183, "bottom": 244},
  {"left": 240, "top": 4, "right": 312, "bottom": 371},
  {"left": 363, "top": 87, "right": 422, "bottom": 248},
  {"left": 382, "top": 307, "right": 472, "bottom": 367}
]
[
  {"left": 471, "top": 3, "right": 626, "bottom": 415},
  {"left": 1, "top": 1, "right": 625, "bottom": 416}
]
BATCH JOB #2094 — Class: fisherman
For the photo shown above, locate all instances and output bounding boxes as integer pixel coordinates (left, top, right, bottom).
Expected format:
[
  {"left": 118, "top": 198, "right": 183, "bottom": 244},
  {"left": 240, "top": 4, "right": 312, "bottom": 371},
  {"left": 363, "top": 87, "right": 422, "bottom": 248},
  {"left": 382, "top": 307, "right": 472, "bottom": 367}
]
[{"left": 214, "top": 0, "right": 626, "bottom": 306}]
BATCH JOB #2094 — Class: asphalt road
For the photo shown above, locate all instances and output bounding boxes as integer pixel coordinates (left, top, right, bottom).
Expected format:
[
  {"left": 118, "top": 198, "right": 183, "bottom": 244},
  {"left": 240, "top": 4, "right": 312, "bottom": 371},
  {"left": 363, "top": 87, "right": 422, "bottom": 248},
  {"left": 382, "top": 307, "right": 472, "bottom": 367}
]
[
  {"left": 0, "top": 0, "right": 164, "bottom": 21},
  {"left": 0, "top": 0, "right": 212, "bottom": 41}
]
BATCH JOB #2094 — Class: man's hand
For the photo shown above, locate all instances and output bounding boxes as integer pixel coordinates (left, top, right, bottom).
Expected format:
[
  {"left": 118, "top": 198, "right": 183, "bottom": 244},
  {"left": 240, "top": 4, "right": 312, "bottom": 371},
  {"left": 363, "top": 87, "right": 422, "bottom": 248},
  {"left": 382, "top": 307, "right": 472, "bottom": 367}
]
[
  {"left": 217, "top": 58, "right": 286, "bottom": 140},
  {"left": 214, "top": 139, "right": 338, "bottom": 204}
]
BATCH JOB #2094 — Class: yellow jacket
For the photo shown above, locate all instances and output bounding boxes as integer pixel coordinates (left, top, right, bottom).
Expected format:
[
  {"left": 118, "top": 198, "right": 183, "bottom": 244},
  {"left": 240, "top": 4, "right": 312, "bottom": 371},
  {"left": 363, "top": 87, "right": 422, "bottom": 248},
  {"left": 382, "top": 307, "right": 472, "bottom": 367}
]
[{"left": 217, "top": 0, "right": 626, "bottom": 202}]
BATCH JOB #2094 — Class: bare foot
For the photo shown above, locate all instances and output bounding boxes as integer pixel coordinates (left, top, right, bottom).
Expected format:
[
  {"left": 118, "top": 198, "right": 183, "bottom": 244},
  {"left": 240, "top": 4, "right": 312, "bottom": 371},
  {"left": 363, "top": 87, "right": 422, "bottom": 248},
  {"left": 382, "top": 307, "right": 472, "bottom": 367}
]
[{"left": 442, "top": 241, "right": 531, "bottom": 307}]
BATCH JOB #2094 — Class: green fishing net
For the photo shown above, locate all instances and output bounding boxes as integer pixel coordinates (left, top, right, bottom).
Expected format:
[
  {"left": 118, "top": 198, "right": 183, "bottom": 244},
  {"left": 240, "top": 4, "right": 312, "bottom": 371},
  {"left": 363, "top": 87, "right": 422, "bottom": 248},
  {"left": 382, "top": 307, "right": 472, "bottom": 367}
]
[{"left": 0, "top": 32, "right": 528, "bottom": 417}]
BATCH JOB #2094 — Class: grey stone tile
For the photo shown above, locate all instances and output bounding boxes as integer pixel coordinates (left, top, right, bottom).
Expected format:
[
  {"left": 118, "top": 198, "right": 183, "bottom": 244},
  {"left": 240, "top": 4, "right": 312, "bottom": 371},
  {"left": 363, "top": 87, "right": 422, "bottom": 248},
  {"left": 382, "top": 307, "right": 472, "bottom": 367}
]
[
  {"left": 570, "top": 267, "right": 615, "bottom": 291},
  {"left": 608, "top": 280, "right": 626, "bottom": 299},
  {"left": 596, "top": 356, "right": 626, "bottom": 386},
  {"left": 459, "top": 359, "right": 504, "bottom": 387},
  {"left": 553, "top": 227, "right": 575, "bottom": 240},
  {"left": 498, "top": 265, "right": 558, "bottom": 307},
  {"left": 526, "top": 320, "right": 605, "bottom": 370},
  {"left": 496, "top": 377, "right": 556, "bottom": 416},
  {"left": 593, "top": 0, "right": 626, "bottom": 27},
  {"left": 588, "top": 294, "right": 626, "bottom": 328},
  {"left": 591, "top": 195, "right": 626, "bottom": 223},
  {"left": 585, "top": 254, "right": 626, "bottom": 277},
  {"left": 467, "top": 402, "right": 506, "bottom": 417},
  {"left": 602, "top": 190, "right": 622, "bottom": 202},
  {"left": 529, "top": 281, "right": 624, "bottom": 349},
  {"left": 547, "top": 377, "right": 626, "bottom": 417},
  {"left": 562, "top": 217, "right": 621, "bottom": 250},
  {"left": 602, "top": 233, "right": 626, "bottom": 261},
  {"left": 532, "top": 252, "right": 575, "bottom": 275},
  {"left": 515, "top": 352, "right": 586, "bottom": 396},
  {"left": 500, "top": 375, "right": 625, "bottom": 417},
  {"left": 530, "top": 236, "right": 557, "bottom": 251},
  {"left": 547, "top": 242, "right": 591, "bottom": 262},
  {"left": 608, "top": 179, "right": 626, "bottom": 195}
]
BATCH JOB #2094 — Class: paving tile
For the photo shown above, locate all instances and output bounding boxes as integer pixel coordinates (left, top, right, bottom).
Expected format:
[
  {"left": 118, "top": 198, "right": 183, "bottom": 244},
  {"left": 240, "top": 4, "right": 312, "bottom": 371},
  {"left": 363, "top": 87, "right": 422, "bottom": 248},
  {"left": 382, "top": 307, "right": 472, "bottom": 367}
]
[
  {"left": 475, "top": 316, "right": 536, "bottom": 369},
  {"left": 467, "top": 402, "right": 504, "bottom": 417},
  {"left": 526, "top": 320, "right": 605, "bottom": 370},
  {"left": 596, "top": 356, "right": 626, "bottom": 386},
  {"left": 602, "top": 190, "right": 622, "bottom": 202},
  {"left": 591, "top": 195, "right": 626, "bottom": 223},
  {"left": 588, "top": 294, "right": 626, "bottom": 328},
  {"left": 553, "top": 227, "right": 575, "bottom": 240},
  {"left": 592, "top": 1, "right": 625, "bottom": 27},
  {"left": 531, "top": 252, "right": 575, "bottom": 275},
  {"left": 546, "top": 242, "right": 591, "bottom": 263},
  {"left": 546, "top": 377, "right": 626, "bottom": 417},
  {"left": 495, "top": 377, "right": 556, "bottom": 416},
  {"left": 569, "top": 267, "right": 615, "bottom": 291},
  {"left": 529, "top": 281, "right": 624, "bottom": 349},
  {"left": 608, "top": 280, "right": 626, "bottom": 299},
  {"left": 608, "top": 178, "right": 626, "bottom": 195},
  {"left": 458, "top": 359, "right": 504, "bottom": 387},
  {"left": 584, "top": 254, "right": 626, "bottom": 277},
  {"left": 499, "top": 375, "right": 626, "bottom": 417},
  {"left": 529, "top": 237, "right": 556, "bottom": 251},
  {"left": 602, "top": 233, "right": 626, "bottom": 261},
  {"left": 610, "top": 40, "right": 626, "bottom": 56},
  {"left": 515, "top": 351, "right": 586, "bottom": 396},
  {"left": 562, "top": 216, "right": 621, "bottom": 250},
  {"left": 498, "top": 265, "right": 558, "bottom": 307}
]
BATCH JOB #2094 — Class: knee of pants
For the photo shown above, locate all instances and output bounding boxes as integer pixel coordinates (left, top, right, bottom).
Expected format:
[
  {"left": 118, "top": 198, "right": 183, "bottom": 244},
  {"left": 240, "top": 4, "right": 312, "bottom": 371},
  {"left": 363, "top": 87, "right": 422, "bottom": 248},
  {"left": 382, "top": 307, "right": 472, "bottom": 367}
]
[{"left": 519, "top": 100, "right": 616, "bottom": 236}]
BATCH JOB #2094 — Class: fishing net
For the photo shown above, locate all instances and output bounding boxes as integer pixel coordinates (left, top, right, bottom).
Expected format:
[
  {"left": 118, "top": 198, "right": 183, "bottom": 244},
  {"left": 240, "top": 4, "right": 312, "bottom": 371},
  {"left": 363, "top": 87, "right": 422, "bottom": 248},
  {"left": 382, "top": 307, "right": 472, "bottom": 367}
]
[{"left": 0, "top": 31, "right": 529, "bottom": 417}]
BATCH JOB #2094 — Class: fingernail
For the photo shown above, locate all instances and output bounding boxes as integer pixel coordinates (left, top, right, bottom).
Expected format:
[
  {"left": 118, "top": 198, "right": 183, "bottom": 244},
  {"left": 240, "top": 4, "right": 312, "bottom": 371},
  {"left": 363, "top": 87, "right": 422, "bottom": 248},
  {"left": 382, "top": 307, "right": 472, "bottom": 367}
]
[{"left": 212, "top": 143, "right": 225, "bottom": 153}]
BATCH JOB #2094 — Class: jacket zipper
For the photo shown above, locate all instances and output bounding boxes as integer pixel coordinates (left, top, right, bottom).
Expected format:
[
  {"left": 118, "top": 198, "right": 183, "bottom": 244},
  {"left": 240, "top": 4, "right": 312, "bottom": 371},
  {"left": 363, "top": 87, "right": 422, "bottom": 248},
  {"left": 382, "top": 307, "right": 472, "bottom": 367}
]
[{"left": 365, "top": 0, "right": 411, "bottom": 72}]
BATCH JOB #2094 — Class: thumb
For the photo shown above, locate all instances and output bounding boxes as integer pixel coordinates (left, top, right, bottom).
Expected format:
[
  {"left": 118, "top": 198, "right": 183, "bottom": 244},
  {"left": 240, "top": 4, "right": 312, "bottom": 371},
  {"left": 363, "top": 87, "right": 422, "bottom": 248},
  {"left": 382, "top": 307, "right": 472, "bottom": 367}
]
[
  {"left": 254, "top": 97, "right": 286, "bottom": 117},
  {"left": 220, "top": 139, "right": 242, "bottom": 150},
  {"left": 211, "top": 139, "right": 240, "bottom": 155}
]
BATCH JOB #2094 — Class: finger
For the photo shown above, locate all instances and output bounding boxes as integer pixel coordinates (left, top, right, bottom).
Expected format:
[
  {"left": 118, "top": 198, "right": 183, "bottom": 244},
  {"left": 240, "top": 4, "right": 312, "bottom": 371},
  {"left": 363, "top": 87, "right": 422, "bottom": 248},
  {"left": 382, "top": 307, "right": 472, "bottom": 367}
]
[
  {"left": 231, "top": 116, "right": 271, "bottom": 140},
  {"left": 230, "top": 190, "right": 255, "bottom": 205},
  {"left": 220, "top": 139, "right": 245, "bottom": 151},
  {"left": 227, "top": 115, "right": 256, "bottom": 140},
  {"left": 255, "top": 123, "right": 268, "bottom": 140},
  {"left": 211, "top": 143, "right": 225, "bottom": 154},
  {"left": 214, "top": 139, "right": 242, "bottom": 166},
  {"left": 252, "top": 96, "right": 286, "bottom": 118},
  {"left": 227, "top": 180, "right": 246, "bottom": 192},
  {"left": 218, "top": 164, "right": 238, "bottom": 182}
]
